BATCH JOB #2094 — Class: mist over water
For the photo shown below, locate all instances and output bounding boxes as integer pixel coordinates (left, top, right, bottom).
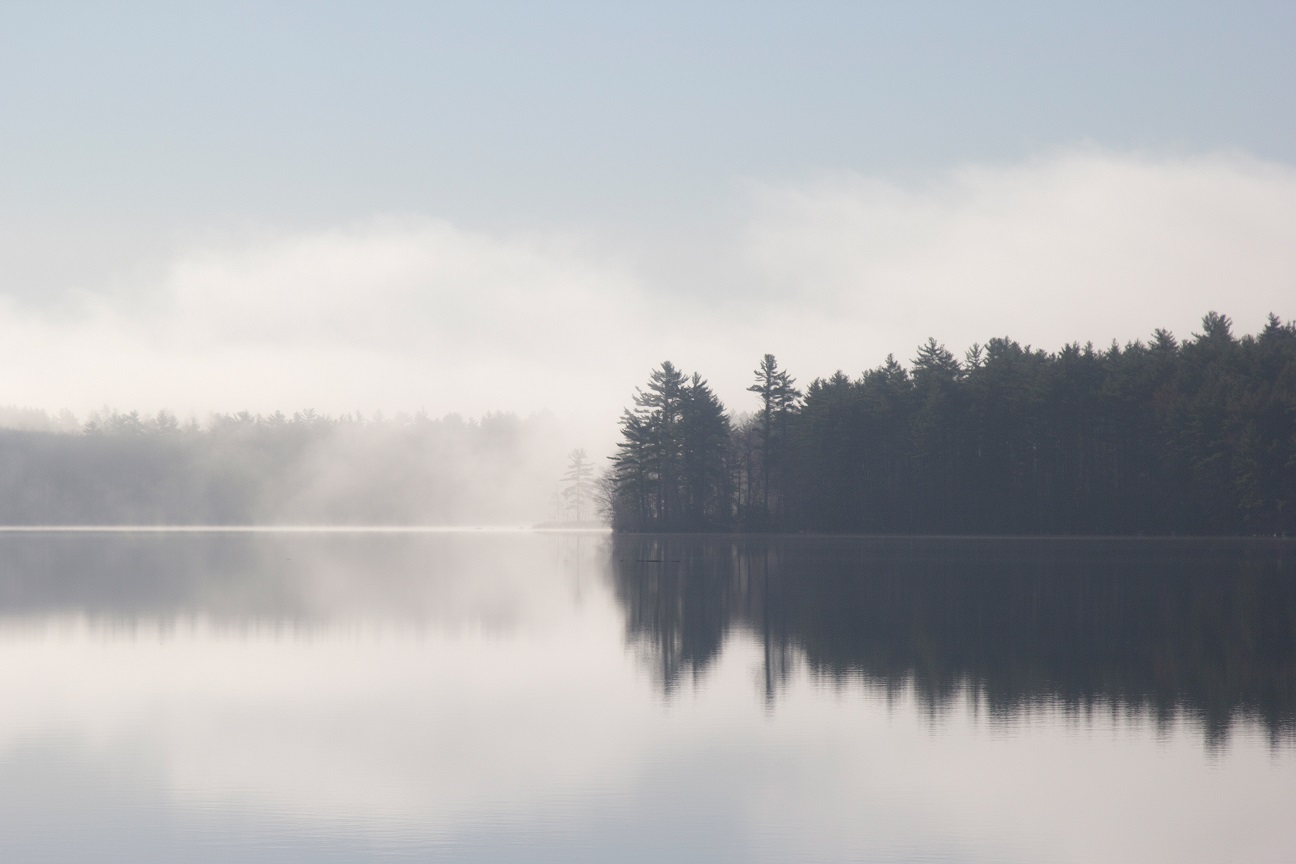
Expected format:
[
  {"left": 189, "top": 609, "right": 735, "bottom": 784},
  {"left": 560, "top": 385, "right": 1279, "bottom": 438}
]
[
  {"left": 0, "top": 530, "right": 1293, "bottom": 862},
  {"left": 0, "top": 411, "right": 581, "bottom": 527}
]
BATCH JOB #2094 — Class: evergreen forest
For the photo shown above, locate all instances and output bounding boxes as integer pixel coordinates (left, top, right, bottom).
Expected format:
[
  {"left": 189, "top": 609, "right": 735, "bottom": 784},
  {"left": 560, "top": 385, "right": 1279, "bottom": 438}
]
[{"left": 605, "top": 313, "right": 1296, "bottom": 535}]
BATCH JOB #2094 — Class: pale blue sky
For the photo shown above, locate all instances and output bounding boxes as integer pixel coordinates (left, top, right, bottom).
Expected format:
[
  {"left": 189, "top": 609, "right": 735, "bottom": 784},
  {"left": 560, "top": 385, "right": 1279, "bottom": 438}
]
[
  {"left": 3, "top": 2, "right": 1293, "bottom": 231},
  {"left": 1, "top": 2, "right": 1294, "bottom": 423}
]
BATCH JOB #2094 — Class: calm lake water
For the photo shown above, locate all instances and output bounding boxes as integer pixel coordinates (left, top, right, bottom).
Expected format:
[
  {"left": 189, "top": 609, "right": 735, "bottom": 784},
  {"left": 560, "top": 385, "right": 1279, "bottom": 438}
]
[{"left": 1, "top": 530, "right": 1293, "bottom": 863}]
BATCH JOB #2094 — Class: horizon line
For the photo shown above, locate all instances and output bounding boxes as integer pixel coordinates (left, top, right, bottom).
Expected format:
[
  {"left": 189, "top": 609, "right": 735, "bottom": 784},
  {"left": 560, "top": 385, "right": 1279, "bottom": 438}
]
[{"left": 0, "top": 524, "right": 612, "bottom": 534}]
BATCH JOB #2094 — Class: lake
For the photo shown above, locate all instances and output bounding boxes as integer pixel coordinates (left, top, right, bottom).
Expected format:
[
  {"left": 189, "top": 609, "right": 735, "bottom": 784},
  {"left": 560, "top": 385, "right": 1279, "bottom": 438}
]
[{"left": 1, "top": 529, "right": 1293, "bottom": 862}]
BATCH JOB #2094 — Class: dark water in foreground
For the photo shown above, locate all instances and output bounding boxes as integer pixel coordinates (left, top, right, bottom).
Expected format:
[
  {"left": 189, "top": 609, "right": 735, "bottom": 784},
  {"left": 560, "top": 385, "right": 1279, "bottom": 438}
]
[{"left": 0, "top": 530, "right": 1293, "bottom": 863}]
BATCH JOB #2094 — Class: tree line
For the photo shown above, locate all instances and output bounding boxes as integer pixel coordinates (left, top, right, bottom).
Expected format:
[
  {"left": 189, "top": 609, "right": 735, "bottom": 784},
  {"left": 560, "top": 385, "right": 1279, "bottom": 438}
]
[
  {"left": 605, "top": 312, "right": 1296, "bottom": 535},
  {"left": 0, "top": 409, "right": 564, "bottom": 525}
]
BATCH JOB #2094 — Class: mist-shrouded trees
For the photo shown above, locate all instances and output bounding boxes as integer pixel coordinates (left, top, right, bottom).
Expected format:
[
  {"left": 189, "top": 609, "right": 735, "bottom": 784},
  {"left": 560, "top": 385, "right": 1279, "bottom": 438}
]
[
  {"left": 0, "top": 410, "right": 566, "bottom": 526},
  {"left": 608, "top": 313, "right": 1296, "bottom": 535},
  {"left": 560, "top": 448, "right": 597, "bottom": 522}
]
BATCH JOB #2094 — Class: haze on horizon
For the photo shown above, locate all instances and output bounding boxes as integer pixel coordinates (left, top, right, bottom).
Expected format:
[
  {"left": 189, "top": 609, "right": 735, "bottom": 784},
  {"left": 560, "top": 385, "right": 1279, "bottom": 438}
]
[{"left": 2, "top": 2, "right": 1294, "bottom": 453}]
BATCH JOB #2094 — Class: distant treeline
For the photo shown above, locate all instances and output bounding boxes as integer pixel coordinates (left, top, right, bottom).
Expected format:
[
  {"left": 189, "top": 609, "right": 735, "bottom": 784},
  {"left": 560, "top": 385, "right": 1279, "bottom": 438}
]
[
  {"left": 606, "top": 313, "right": 1296, "bottom": 535},
  {"left": 0, "top": 410, "right": 563, "bottom": 525}
]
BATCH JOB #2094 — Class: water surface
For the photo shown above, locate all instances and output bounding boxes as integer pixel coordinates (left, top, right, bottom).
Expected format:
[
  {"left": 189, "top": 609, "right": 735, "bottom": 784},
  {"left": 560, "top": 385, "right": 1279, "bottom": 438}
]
[{"left": 1, "top": 531, "right": 1293, "bottom": 862}]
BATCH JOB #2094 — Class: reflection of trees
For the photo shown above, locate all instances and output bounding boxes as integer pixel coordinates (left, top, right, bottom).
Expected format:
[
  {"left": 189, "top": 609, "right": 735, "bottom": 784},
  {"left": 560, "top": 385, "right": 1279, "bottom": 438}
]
[
  {"left": 613, "top": 538, "right": 733, "bottom": 693},
  {"left": 609, "top": 535, "right": 1296, "bottom": 744},
  {"left": 0, "top": 531, "right": 583, "bottom": 627}
]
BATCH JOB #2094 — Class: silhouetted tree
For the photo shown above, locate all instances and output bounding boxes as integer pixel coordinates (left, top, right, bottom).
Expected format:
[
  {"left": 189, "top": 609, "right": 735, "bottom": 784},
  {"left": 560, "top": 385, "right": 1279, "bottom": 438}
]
[
  {"left": 679, "top": 374, "right": 734, "bottom": 529},
  {"left": 609, "top": 363, "right": 735, "bottom": 531},
  {"left": 746, "top": 354, "right": 801, "bottom": 527}
]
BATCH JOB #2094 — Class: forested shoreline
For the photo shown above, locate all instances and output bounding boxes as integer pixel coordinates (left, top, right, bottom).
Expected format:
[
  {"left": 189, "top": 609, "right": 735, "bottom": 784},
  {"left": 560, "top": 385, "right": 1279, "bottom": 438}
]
[
  {"left": 605, "top": 313, "right": 1296, "bottom": 536},
  {"left": 0, "top": 410, "right": 563, "bottom": 525}
]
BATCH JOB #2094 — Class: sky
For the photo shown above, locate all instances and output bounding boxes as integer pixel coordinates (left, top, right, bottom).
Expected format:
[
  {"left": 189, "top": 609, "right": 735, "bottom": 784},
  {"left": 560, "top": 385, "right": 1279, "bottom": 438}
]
[{"left": 2, "top": 2, "right": 1294, "bottom": 445}]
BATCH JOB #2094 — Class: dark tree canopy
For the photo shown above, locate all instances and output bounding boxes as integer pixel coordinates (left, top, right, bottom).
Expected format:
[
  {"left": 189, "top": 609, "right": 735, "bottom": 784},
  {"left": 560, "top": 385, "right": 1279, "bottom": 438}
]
[
  {"left": 605, "top": 313, "right": 1296, "bottom": 536},
  {"left": 606, "top": 362, "right": 733, "bottom": 531}
]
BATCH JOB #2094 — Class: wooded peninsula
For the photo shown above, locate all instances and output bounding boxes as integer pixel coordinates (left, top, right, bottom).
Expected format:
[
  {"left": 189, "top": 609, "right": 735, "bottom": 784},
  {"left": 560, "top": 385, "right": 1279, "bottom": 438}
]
[{"left": 605, "top": 313, "right": 1296, "bottom": 536}]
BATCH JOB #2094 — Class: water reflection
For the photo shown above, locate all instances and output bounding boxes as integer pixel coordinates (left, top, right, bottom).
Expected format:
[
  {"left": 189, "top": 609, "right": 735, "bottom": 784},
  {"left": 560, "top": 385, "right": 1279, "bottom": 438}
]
[
  {"left": 0, "top": 531, "right": 1294, "bottom": 861},
  {"left": 610, "top": 535, "right": 1296, "bottom": 746},
  {"left": 0, "top": 529, "right": 603, "bottom": 629},
  {"left": 5, "top": 530, "right": 1294, "bottom": 748},
  {"left": 0, "top": 530, "right": 641, "bottom": 862}
]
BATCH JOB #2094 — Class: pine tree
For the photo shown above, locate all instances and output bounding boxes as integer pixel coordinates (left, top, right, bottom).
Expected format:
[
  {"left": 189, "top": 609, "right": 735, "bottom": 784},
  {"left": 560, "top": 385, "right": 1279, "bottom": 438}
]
[
  {"left": 679, "top": 373, "right": 734, "bottom": 529},
  {"left": 560, "top": 448, "right": 596, "bottom": 523},
  {"left": 747, "top": 354, "right": 801, "bottom": 526},
  {"left": 610, "top": 363, "right": 736, "bottom": 531}
]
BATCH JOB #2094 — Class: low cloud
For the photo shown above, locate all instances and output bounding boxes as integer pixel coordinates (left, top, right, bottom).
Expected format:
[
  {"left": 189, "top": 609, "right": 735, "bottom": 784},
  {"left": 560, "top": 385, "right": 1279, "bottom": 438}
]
[
  {"left": 1, "top": 149, "right": 1293, "bottom": 446},
  {"left": 737, "top": 149, "right": 1296, "bottom": 371}
]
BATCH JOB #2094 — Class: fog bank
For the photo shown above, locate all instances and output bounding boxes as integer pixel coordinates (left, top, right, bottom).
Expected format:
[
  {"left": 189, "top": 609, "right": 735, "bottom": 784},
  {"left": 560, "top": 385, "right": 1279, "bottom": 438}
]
[
  {"left": 1, "top": 150, "right": 1293, "bottom": 445},
  {"left": 0, "top": 411, "right": 575, "bottom": 526}
]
